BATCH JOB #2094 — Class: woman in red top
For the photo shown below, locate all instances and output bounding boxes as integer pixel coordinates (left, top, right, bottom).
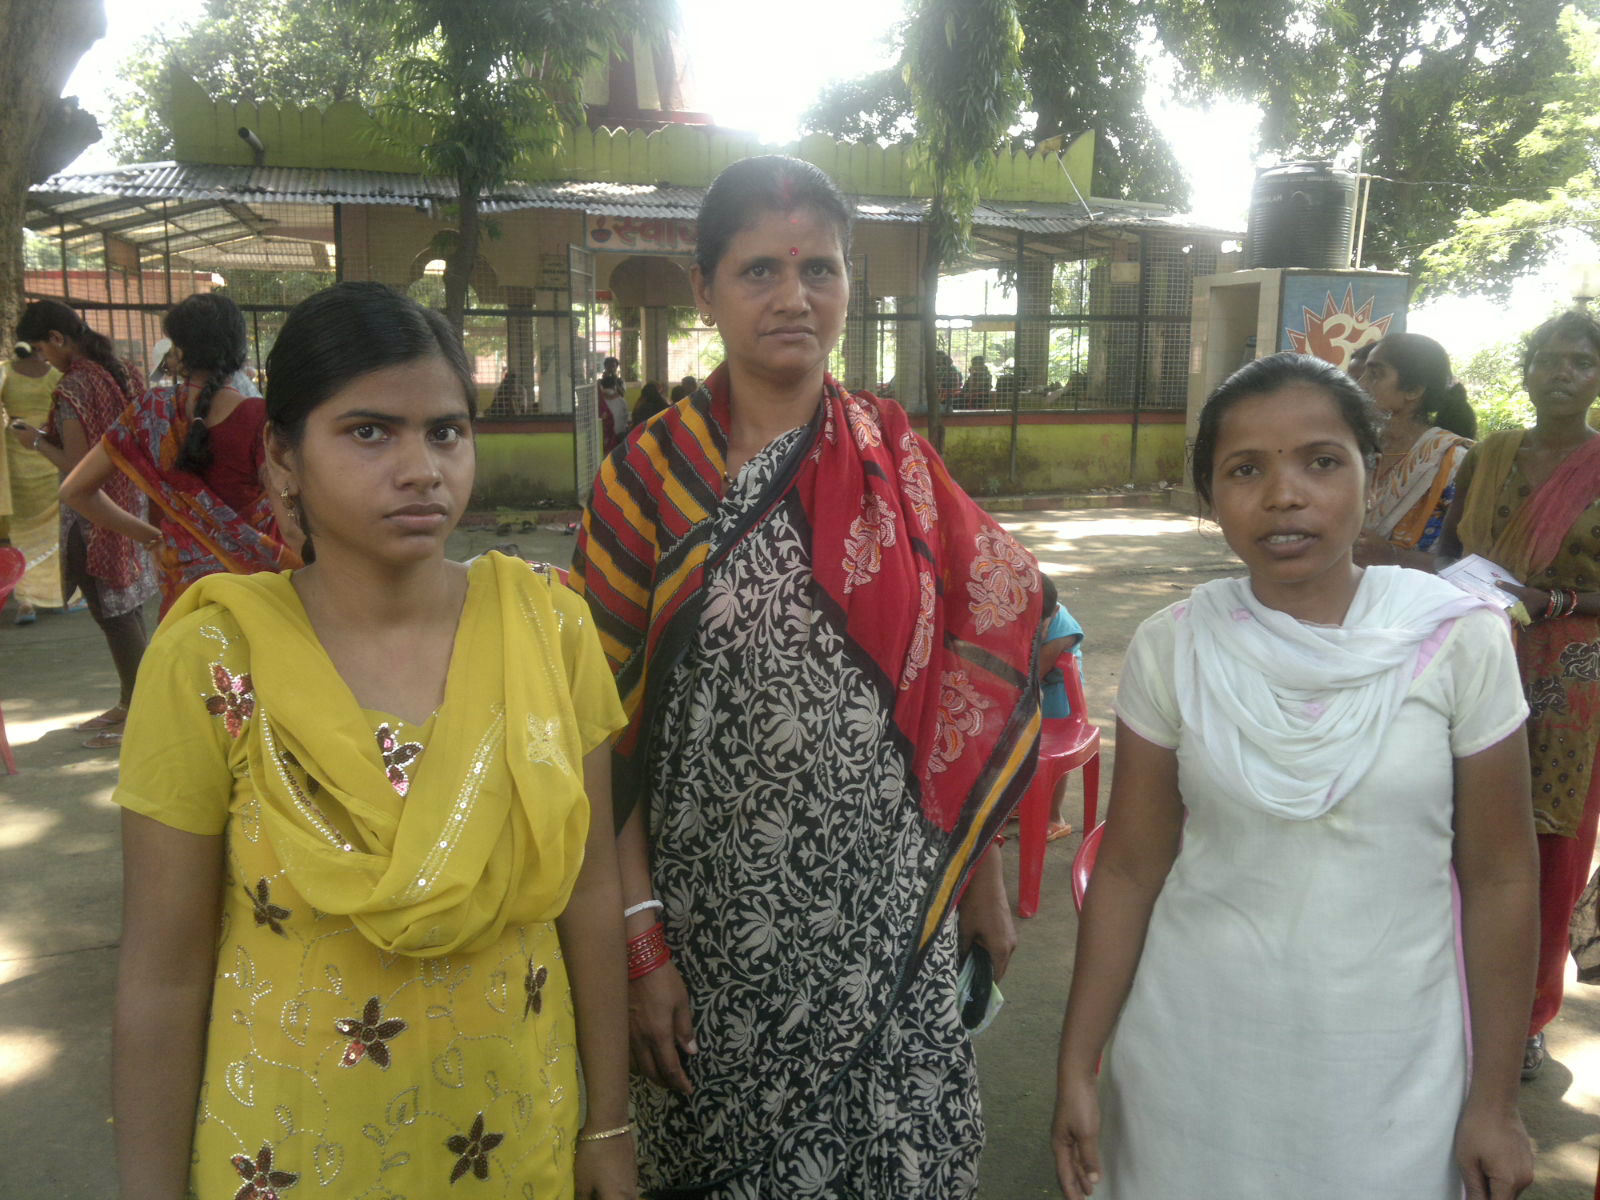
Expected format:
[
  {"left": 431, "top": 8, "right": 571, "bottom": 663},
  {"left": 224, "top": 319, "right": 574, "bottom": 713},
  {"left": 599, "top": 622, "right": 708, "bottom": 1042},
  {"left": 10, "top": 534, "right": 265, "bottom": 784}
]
[
  {"left": 61, "top": 292, "right": 297, "bottom": 620},
  {"left": 10, "top": 299, "right": 154, "bottom": 744}
]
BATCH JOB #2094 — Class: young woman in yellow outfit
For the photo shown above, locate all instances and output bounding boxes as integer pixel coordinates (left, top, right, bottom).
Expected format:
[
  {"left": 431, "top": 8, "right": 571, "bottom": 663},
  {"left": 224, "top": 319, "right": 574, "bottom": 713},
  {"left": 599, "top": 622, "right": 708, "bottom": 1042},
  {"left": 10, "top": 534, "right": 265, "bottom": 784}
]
[{"left": 111, "top": 282, "right": 637, "bottom": 1199}]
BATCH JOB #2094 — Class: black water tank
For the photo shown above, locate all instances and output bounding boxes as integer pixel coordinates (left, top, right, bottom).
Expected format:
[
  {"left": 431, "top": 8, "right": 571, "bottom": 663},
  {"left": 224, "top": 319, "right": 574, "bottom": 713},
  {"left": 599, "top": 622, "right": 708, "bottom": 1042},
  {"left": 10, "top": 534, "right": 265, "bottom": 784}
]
[{"left": 1244, "top": 161, "right": 1357, "bottom": 270}]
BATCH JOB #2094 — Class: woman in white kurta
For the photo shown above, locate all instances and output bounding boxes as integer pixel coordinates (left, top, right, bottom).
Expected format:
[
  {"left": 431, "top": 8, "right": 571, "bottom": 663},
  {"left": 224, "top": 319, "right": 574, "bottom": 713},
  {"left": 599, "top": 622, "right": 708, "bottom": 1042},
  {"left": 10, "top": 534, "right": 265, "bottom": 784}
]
[{"left": 1052, "top": 353, "right": 1539, "bottom": 1200}]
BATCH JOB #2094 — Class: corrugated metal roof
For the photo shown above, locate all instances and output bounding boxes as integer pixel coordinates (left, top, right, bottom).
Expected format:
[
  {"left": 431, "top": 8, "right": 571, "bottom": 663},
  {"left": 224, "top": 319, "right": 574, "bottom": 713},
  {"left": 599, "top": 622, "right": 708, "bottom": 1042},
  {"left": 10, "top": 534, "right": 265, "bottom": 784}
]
[{"left": 31, "top": 162, "right": 1241, "bottom": 236}]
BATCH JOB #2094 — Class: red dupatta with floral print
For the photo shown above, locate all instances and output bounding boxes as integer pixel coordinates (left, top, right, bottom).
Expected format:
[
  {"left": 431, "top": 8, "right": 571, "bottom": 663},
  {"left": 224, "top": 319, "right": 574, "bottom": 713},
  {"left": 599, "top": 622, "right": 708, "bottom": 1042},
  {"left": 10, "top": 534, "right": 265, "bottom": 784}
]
[{"left": 574, "top": 365, "right": 1044, "bottom": 947}]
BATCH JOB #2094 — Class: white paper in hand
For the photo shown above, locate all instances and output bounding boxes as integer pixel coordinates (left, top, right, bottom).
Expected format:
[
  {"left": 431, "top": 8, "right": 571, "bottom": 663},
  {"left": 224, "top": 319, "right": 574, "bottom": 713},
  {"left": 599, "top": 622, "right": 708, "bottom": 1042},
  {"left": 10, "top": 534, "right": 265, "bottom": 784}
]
[{"left": 1438, "top": 554, "right": 1521, "bottom": 609}]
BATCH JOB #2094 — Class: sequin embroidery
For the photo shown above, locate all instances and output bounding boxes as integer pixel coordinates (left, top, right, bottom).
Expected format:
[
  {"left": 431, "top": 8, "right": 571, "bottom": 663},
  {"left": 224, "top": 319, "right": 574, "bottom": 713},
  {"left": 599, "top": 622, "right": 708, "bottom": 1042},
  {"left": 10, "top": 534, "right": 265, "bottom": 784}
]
[
  {"left": 446, "top": 1112, "right": 504, "bottom": 1183},
  {"left": 229, "top": 1142, "right": 299, "bottom": 1198},
  {"left": 523, "top": 716, "right": 570, "bottom": 771},
  {"left": 333, "top": 996, "right": 408, "bottom": 1069},
  {"left": 523, "top": 961, "right": 548, "bottom": 1019},
  {"left": 374, "top": 724, "right": 425, "bottom": 796},
  {"left": 396, "top": 707, "right": 506, "bottom": 905},
  {"left": 205, "top": 662, "right": 256, "bottom": 738},
  {"left": 249, "top": 879, "right": 291, "bottom": 936}
]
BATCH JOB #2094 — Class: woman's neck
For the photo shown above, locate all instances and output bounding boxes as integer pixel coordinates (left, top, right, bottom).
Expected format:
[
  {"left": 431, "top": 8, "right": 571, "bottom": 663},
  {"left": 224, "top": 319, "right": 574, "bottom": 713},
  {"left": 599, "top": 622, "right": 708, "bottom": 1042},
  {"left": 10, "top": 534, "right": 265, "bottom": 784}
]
[
  {"left": 293, "top": 552, "right": 464, "bottom": 634},
  {"left": 1526, "top": 410, "right": 1596, "bottom": 451},
  {"left": 724, "top": 363, "right": 825, "bottom": 456},
  {"left": 1380, "top": 409, "right": 1428, "bottom": 453}
]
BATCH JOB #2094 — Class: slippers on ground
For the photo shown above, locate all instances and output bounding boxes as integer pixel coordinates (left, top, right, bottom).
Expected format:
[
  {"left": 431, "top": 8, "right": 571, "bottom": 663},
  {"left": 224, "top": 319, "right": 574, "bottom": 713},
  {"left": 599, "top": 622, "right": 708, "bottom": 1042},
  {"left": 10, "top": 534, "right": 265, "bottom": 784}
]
[
  {"left": 82, "top": 730, "right": 124, "bottom": 750},
  {"left": 1046, "top": 822, "right": 1075, "bottom": 842},
  {"left": 76, "top": 707, "right": 128, "bottom": 732},
  {"left": 1522, "top": 1032, "right": 1546, "bottom": 1081},
  {"left": 13, "top": 607, "right": 37, "bottom": 626}
]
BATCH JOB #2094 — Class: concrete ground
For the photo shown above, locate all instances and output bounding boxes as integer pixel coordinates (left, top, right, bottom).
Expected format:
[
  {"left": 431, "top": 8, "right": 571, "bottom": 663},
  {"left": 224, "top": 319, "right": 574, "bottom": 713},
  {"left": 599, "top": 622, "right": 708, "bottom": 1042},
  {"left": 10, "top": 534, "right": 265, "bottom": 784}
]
[{"left": 0, "top": 508, "right": 1595, "bottom": 1197}]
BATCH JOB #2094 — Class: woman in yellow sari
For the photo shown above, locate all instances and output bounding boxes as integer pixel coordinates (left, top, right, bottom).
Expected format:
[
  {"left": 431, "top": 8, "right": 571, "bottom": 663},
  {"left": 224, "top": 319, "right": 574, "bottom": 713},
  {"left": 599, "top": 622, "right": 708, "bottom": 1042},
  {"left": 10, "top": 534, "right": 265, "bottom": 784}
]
[
  {"left": 112, "top": 282, "right": 637, "bottom": 1200},
  {"left": 1, "top": 341, "right": 63, "bottom": 618}
]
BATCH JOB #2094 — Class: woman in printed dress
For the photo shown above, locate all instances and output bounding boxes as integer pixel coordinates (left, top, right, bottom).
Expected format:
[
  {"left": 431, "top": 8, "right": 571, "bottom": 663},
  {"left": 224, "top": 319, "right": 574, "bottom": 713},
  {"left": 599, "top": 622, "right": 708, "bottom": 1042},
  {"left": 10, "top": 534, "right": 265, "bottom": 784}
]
[
  {"left": 111, "top": 282, "right": 636, "bottom": 1200},
  {"left": 572, "top": 155, "right": 1044, "bottom": 1199},
  {"left": 60, "top": 291, "right": 297, "bottom": 617},
  {"left": 1355, "top": 331, "right": 1476, "bottom": 570},
  {"left": 1440, "top": 309, "right": 1600, "bottom": 1080},
  {"left": 9, "top": 299, "right": 154, "bottom": 745}
]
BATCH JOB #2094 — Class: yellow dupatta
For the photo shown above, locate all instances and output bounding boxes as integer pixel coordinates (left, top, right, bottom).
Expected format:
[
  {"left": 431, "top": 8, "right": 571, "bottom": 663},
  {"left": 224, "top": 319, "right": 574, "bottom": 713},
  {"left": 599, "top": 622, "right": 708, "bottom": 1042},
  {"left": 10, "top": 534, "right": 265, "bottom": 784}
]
[
  {"left": 1458, "top": 429, "right": 1600, "bottom": 578},
  {"left": 162, "top": 553, "right": 592, "bottom": 956}
]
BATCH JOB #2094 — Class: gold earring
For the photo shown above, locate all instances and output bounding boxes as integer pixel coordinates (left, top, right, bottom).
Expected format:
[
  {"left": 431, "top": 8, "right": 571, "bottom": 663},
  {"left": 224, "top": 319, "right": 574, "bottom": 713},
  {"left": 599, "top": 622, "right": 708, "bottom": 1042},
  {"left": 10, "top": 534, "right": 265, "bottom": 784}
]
[
  {"left": 279, "top": 484, "right": 293, "bottom": 500},
  {"left": 701, "top": 312, "right": 715, "bottom": 327}
]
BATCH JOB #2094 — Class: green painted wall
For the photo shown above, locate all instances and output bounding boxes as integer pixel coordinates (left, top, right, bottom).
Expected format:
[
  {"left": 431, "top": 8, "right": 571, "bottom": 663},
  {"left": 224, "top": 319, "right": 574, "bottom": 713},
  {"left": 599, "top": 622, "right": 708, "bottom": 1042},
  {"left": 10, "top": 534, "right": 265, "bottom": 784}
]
[
  {"left": 473, "top": 430, "right": 576, "bottom": 507},
  {"left": 467, "top": 420, "right": 1181, "bottom": 505},
  {"left": 167, "top": 70, "right": 1095, "bottom": 203},
  {"left": 938, "top": 422, "right": 1186, "bottom": 496}
]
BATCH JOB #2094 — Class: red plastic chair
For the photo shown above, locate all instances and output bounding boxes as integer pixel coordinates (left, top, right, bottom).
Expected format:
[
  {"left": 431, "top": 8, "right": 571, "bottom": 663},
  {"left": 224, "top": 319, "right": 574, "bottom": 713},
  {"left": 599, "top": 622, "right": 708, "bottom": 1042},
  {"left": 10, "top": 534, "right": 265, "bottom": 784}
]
[
  {"left": 0, "top": 546, "right": 25, "bottom": 773},
  {"left": 1017, "top": 653, "right": 1101, "bottom": 918},
  {"left": 1072, "top": 821, "right": 1105, "bottom": 911}
]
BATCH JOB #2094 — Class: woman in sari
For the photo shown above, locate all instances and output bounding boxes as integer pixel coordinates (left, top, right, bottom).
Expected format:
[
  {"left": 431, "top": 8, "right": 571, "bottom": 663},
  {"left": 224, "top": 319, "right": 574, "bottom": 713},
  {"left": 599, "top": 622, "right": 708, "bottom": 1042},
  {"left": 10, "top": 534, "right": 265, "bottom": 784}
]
[
  {"left": 9, "top": 299, "right": 153, "bottom": 744},
  {"left": 1, "top": 340, "right": 63, "bottom": 619},
  {"left": 1355, "top": 331, "right": 1476, "bottom": 570},
  {"left": 61, "top": 292, "right": 296, "bottom": 618},
  {"left": 572, "top": 155, "right": 1042, "bottom": 1199},
  {"left": 112, "top": 281, "right": 636, "bottom": 1200},
  {"left": 1440, "top": 309, "right": 1600, "bottom": 1080}
]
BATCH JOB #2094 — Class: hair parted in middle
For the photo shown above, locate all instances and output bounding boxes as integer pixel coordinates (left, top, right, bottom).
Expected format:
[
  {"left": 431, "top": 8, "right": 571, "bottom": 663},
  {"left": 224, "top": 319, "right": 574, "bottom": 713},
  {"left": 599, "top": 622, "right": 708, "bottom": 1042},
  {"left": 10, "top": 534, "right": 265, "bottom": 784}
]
[{"left": 694, "top": 155, "right": 853, "bottom": 280}]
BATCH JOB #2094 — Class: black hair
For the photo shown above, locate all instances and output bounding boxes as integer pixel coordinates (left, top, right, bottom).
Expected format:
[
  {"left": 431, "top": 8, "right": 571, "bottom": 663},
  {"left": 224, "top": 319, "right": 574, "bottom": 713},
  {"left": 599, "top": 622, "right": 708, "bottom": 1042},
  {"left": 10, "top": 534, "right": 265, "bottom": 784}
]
[
  {"left": 694, "top": 155, "right": 853, "bottom": 279},
  {"left": 1521, "top": 309, "right": 1600, "bottom": 377},
  {"left": 264, "top": 282, "right": 475, "bottom": 562},
  {"left": 1367, "top": 332, "right": 1475, "bottom": 439},
  {"left": 1193, "top": 352, "right": 1381, "bottom": 507},
  {"left": 15, "top": 299, "right": 136, "bottom": 398},
  {"left": 166, "top": 293, "right": 251, "bottom": 473}
]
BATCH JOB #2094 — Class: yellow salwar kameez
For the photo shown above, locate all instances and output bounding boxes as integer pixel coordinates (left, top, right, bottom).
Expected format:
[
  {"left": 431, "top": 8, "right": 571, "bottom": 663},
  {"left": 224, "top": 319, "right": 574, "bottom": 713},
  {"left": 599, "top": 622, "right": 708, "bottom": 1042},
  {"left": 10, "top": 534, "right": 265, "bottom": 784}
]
[
  {"left": 1, "top": 363, "right": 64, "bottom": 608},
  {"left": 114, "top": 553, "right": 625, "bottom": 1199}
]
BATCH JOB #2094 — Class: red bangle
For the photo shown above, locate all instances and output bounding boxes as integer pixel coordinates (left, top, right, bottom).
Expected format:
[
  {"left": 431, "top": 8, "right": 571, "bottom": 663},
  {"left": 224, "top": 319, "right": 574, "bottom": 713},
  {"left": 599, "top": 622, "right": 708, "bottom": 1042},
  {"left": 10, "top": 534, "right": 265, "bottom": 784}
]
[{"left": 627, "top": 921, "right": 671, "bottom": 980}]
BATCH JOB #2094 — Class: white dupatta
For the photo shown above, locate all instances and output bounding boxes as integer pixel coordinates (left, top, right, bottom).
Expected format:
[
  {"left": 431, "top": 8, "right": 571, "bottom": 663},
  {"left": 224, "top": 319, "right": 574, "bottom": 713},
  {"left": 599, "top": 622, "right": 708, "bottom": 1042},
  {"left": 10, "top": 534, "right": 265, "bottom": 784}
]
[{"left": 1173, "top": 566, "right": 1488, "bottom": 820}]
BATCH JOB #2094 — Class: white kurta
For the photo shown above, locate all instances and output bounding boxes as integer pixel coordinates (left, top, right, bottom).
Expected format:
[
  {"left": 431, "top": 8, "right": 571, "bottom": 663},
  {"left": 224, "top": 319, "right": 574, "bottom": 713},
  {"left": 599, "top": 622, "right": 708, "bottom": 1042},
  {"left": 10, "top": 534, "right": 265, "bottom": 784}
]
[{"left": 1100, "top": 597, "right": 1527, "bottom": 1200}]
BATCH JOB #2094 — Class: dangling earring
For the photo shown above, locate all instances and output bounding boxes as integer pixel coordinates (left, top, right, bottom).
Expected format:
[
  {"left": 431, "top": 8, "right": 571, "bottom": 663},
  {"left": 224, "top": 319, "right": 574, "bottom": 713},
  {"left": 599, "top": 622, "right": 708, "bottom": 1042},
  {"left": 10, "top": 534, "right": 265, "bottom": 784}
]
[
  {"left": 701, "top": 312, "right": 715, "bottom": 327},
  {"left": 278, "top": 484, "right": 292, "bottom": 501}
]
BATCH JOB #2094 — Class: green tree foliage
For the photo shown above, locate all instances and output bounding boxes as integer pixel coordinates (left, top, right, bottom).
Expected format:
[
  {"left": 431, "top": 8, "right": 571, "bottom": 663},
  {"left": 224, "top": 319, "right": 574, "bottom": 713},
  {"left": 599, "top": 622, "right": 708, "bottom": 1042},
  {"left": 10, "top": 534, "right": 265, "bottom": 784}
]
[
  {"left": 359, "top": 0, "right": 670, "bottom": 334},
  {"left": 1418, "top": 7, "right": 1600, "bottom": 297},
  {"left": 812, "top": 0, "right": 1597, "bottom": 289},
  {"left": 1150, "top": 0, "right": 1597, "bottom": 284},
  {"left": 804, "top": 2, "right": 1187, "bottom": 204},
  {"left": 903, "top": 0, "right": 1026, "bottom": 449},
  {"left": 1458, "top": 339, "right": 1536, "bottom": 431},
  {"left": 109, "top": 0, "right": 401, "bottom": 163}
]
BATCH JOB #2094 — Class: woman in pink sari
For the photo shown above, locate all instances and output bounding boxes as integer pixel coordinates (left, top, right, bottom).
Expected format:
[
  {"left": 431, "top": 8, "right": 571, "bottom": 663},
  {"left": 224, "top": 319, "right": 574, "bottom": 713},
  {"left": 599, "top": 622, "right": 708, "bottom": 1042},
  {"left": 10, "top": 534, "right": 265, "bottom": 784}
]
[
  {"left": 10, "top": 300, "right": 154, "bottom": 744},
  {"left": 61, "top": 293, "right": 297, "bottom": 617},
  {"left": 1440, "top": 309, "right": 1600, "bottom": 1080}
]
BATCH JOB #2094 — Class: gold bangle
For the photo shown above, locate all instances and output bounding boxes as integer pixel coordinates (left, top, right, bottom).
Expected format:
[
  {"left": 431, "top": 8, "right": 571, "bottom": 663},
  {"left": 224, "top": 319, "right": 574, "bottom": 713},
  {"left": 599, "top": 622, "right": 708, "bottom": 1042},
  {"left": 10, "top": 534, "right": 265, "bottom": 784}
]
[{"left": 576, "top": 1122, "right": 633, "bottom": 1143}]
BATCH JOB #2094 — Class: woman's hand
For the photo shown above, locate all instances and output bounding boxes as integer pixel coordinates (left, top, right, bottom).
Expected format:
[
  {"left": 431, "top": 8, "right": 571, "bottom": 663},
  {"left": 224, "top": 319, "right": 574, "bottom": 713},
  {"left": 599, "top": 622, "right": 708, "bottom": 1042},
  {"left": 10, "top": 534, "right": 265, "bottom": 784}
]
[
  {"left": 957, "top": 845, "right": 1017, "bottom": 980},
  {"left": 574, "top": 1135, "right": 638, "bottom": 1200},
  {"left": 1352, "top": 530, "right": 1396, "bottom": 566},
  {"left": 8, "top": 420, "right": 38, "bottom": 450},
  {"left": 1495, "top": 580, "right": 1546, "bottom": 611},
  {"left": 1455, "top": 1099, "right": 1533, "bottom": 1199},
  {"left": 1051, "top": 1069, "right": 1103, "bottom": 1198},
  {"left": 629, "top": 961, "right": 697, "bottom": 1094}
]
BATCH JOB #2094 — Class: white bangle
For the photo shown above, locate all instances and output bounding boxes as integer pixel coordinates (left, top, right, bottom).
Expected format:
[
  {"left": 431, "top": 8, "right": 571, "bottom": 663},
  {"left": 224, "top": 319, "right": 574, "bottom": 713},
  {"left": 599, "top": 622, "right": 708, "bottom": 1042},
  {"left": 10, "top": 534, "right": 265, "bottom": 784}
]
[{"left": 623, "top": 899, "right": 663, "bottom": 920}]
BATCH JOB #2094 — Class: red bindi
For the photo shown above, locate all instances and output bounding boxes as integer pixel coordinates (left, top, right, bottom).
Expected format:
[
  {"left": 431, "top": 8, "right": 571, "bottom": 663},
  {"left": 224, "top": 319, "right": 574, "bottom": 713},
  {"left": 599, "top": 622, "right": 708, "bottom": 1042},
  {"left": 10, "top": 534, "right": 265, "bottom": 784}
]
[{"left": 789, "top": 247, "right": 799, "bottom": 256}]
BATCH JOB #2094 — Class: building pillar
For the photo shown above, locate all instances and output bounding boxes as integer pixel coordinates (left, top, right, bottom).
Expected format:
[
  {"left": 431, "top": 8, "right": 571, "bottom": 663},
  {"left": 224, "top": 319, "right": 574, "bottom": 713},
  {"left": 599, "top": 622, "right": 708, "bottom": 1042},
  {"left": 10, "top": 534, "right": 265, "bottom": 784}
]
[
  {"left": 1017, "top": 252, "right": 1052, "bottom": 391},
  {"left": 892, "top": 296, "right": 924, "bottom": 412}
]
